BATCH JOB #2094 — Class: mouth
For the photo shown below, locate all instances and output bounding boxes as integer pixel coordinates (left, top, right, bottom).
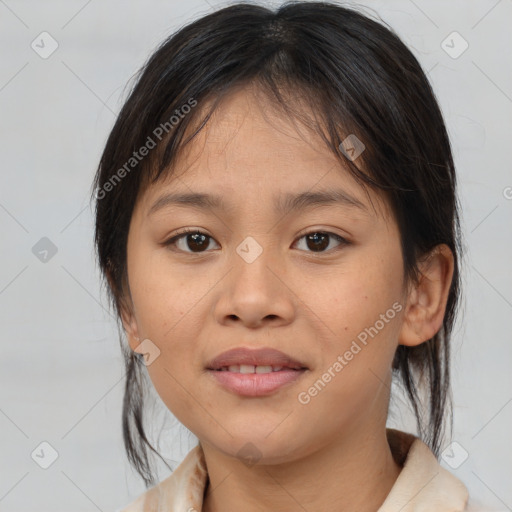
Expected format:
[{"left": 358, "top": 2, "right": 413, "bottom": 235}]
[
  {"left": 206, "top": 346, "right": 308, "bottom": 371},
  {"left": 206, "top": 347, "right": 308, "bottom": 396},
  {"left": 213, "top": 364, "right": 304, "bottom": 373}
]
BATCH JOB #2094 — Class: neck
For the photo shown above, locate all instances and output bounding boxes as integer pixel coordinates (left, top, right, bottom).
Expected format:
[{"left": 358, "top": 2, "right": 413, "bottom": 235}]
[{"left": 201, "top": 426, "right": 402, "bottom": 512}]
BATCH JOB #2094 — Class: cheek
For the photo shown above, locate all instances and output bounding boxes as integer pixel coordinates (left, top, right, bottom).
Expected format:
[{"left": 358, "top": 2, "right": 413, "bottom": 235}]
[
  {"left": 306, "top": 249, "right": 403, "bottom": 337},
  {"left": 128, "top": 246, "right": 202, "bottom": 334},
  {"left": 305, "top": 248, "right": 405, "bottom": 395}
]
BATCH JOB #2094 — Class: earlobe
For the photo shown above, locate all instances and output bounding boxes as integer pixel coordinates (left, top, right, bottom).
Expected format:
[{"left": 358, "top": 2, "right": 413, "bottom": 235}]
[
  {"left": 398, "top": 244, "right": 454, "bottom": 347},
  {"left": 106, "top": 268, "right": 143, "bottom": 354},
  {"left": 120, "top": 301, "right": 142, "bottom": 353}
]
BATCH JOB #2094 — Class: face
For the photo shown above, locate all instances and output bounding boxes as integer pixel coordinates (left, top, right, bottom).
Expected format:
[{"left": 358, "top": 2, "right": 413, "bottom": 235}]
[{"left": 122, "top": 85, "right": 409, "bottom": 464}]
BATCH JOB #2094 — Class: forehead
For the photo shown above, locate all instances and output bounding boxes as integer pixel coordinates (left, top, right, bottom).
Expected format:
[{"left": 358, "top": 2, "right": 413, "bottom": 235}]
[
  {"left": 138, "top": 85, "right": 389, "bottom": 220},
  {"left": 181, "top": 86, "right": 333, "bottom": 172}
]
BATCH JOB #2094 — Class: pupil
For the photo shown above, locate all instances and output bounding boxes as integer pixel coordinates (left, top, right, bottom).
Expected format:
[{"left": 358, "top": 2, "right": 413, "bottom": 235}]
[
  {"left": 307, "top": 232, "right": 328, "bottom": 251},
  {"left": 188, "top": 233, "right": 208, "bottom": 252}
]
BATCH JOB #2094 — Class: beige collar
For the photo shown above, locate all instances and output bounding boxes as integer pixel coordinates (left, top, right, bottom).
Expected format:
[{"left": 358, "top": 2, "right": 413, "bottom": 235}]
[{"left": 122, "top": 429, "right": 469, "bottom": 511}]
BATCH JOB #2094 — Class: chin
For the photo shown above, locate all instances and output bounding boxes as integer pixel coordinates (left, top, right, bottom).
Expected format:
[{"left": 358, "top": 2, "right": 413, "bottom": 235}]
[{"left": 205, "top": 427, "right": 304, "bottom": 466}]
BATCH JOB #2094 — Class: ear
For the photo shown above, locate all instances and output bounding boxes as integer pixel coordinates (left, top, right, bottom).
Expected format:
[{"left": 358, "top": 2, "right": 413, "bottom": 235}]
[
  {"left": 106, "top": 266, "right": 143, "bottom": 354},
  {"left": 398, "top": 244, "right": 454, "bottom": 347},
  {"left": 120, "top": 302, "right": 143, "bottom": 354}
]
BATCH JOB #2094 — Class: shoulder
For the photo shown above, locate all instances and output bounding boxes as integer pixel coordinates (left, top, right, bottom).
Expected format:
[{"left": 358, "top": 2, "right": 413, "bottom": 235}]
[
  {"left": 381, "top": 429, "right": 468, "bottom": 511},
  {"left": 383, "top": 429, "right": 501, "bottom": 512},
  {"left": 116, "top": 492, "right": 145, "bottom": 512},
  {"left": 465, "top": 503, "right": 507, "bottom": 512},
  {"left": 116, "top": 444, "right": 208, "bottom": 512}
]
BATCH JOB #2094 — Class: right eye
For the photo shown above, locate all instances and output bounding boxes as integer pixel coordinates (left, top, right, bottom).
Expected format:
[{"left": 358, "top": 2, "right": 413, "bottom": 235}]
[{"left": 163, "top": 228, "right": 220, "bottom": 253}]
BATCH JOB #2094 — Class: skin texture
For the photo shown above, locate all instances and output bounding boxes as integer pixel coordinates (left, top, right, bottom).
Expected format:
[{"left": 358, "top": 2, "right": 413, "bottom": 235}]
[{"left": 120, "top": 84, "right": 454, "bottom": 512}]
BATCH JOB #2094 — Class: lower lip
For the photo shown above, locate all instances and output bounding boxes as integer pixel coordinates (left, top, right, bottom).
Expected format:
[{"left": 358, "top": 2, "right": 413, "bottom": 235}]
[{"left": 208, "top": 368, "right": 307, "bottom": 397}]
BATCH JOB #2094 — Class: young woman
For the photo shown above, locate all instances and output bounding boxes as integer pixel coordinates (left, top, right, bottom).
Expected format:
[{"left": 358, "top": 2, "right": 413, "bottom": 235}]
[{"left": 92, "top": 2, "right": 482, "bottom": 510}]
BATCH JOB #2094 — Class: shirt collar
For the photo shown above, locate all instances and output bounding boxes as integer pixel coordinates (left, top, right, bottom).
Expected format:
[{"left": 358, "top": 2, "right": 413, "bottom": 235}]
[
  {"left": 123, "top": 428, "right": 468, "bottom": 511},
  {"left": 379, "top": 428, "right": 469, "bottom": 511}
]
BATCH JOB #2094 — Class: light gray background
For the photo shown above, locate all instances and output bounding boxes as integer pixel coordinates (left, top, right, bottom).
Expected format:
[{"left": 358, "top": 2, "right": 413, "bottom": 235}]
[{"left": 1, "top": 0, "right": 511, "bottom": 510}]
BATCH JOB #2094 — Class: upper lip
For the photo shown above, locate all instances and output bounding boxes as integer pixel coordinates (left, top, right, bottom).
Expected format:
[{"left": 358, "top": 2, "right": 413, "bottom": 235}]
[{"left": 206, "top": 347, "right": 308, "bottom": 370}]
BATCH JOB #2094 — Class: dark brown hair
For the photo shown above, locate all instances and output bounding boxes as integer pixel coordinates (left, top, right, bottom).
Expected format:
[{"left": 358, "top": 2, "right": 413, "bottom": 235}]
[{"left": 91, "top": 1, "right": 462, "bottom": 487}]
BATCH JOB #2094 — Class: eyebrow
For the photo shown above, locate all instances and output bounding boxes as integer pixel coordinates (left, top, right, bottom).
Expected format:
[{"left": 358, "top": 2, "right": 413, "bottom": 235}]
[{"left": 148, "top": 188, "right": 368, "bottom": 217}]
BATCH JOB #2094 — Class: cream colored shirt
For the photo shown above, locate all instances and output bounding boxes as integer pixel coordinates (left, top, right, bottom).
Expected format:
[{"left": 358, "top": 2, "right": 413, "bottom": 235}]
[{"left": 119, "top": 429, "right": 481, "bottom": 511}]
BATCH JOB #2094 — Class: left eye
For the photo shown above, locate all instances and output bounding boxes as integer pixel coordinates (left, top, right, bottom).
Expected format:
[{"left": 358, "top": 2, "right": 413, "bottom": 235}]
[
  {"left": 164, "top": 229, "right": 348, "bottom": 254},
  {"left": 294, "top": 231, "right": 348, "bottom": 253}
]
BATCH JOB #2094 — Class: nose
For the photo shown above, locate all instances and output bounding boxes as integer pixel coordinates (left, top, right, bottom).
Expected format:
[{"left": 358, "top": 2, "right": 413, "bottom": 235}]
[{"left": 213, "top": 238, "right": 295, "bottom": 329}]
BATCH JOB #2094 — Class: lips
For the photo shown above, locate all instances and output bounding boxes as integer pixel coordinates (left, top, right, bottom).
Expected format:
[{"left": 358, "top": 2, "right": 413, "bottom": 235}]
[
  {"left": 206, "top": 347, "right": 308, "bottom": 371},
  {"left": 206, "top": 347, "right": 308, "bottom": 397}
]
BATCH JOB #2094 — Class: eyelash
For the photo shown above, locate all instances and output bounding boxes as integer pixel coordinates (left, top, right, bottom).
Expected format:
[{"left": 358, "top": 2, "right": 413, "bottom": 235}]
[{"left": 163, "top": 228, "right": 350, "bottom": 255}]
